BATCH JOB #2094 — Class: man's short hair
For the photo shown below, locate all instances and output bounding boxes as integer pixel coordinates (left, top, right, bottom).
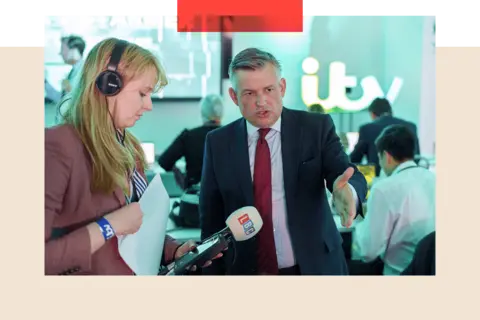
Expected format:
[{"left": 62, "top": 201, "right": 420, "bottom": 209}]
[
  {"left": 368, "top": 98, "right": 392, "bottom": 117},
  {"left": 61, "top": 35, "right": 86, "bottom": 56},
  {"left": 228, "top": 48, "right": 281, "bottom": 87},
  {"left": 375, "top": 124, "right": 416, "bottom": 162}
]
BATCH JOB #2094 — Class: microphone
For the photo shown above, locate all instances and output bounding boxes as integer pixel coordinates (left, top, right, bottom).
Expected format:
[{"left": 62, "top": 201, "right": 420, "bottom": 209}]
[
  {"left": 161, "top": 206, "right": 263, "bottom": 275},
  {"left": 203, "top": 206, "right": 263, "bottom": 243}
]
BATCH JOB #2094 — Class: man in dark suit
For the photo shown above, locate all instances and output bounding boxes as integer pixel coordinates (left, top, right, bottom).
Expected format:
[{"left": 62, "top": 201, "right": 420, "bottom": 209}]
[
  {"left": 350, "top": 98, "right": 420, "bottom": 176},
  {"left": 200, "top": 48, "right": 367, "bottom": 275}
]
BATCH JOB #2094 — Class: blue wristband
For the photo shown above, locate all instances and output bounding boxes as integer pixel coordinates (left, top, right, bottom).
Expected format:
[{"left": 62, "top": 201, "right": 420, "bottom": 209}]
[{"left": 96, "top": 217, "right": 115, "bottom": 241}]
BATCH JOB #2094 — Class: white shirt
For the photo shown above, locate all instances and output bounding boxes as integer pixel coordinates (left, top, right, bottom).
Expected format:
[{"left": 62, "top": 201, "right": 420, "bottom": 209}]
[
  {"left": 69, "top": 59, "right": 84, "bottom": 90},
  {"left": 246, "top": 117, "right": 359, "bottom": 269},
  {"left": 353, "top": 160, "right": 436, "bottom": 275}
]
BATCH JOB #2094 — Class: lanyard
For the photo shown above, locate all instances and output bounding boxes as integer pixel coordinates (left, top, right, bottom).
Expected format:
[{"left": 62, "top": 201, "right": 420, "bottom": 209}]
[{"left": 395, "top": 165, "right": 421, "bottom": 175}]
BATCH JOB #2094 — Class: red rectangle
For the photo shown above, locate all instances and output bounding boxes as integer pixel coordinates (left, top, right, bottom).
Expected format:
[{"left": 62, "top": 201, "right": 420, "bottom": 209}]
[
  {"left": 178, "top": 0, "right": 303, "bottom": 32},
  {"left": 237, "top": 214, "right": 250, "bottom": 225}
]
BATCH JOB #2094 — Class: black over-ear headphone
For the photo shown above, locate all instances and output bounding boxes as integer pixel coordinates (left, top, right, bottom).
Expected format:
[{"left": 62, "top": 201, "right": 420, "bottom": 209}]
[{"left": 95, "top": 39, "right": 129, "bottom": 96}]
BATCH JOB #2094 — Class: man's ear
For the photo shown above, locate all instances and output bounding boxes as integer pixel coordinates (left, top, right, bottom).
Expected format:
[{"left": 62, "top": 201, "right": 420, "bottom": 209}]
[
  {"left": 385, "top": 151, "right": 394, "bottom": 164},
  {"left": 228, "top": 87, "right": 239, "bottom": 106},
  {"left": 279, "top": 78, "right": 286, "bottom": 97}
]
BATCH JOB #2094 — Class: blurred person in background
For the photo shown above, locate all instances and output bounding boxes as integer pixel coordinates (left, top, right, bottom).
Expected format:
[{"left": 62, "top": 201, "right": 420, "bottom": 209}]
[
  {"left": 59, "top": 35, "right": 86, "bottom": 96},
  {"left": 159, "top": 94, "right": 224, "bottom": 228},
  {"left": 309, "top": 103, "right": 349, "bottom": 152},
  {"left": 45, "top": 74, "right": 62, "bottom": 104},
  {"left": 53, "top": 35, "right": 87, "bottom": 123},
  {"left": 350, "top": 98, "right": 420, "bottom": 176},
  {"left": 350, "top": 125, "right": 435, "bottom": 275},
  {"left": 308, "top": 103, "right": 325, "bottom": 114},
  {"left": 159, "top": 93, "right": 224, "bottom": 189},
  {"left": 45, "top": 38, "right": 221, "bottom": 275}
]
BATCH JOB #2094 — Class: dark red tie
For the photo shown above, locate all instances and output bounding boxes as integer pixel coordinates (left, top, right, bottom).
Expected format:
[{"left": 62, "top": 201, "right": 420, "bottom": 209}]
[{"left": 253, "top": 128, "right": 278, "bottom": 275}]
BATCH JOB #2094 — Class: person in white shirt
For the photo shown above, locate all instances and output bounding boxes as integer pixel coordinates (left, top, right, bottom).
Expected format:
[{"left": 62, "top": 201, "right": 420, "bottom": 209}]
[{"left": 351, "top": 124, "right": 436, "bottom": 275}]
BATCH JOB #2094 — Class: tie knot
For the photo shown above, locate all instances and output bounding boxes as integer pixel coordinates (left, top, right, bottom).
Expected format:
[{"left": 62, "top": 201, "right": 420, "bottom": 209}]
[{"left": 258, "top": 128, "right": 271, "bottom": 140}]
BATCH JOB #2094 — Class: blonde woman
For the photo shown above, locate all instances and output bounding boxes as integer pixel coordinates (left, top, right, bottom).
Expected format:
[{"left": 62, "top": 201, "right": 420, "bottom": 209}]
[{"left": 45, "top": 38, "right": 220, "bottom": 275}]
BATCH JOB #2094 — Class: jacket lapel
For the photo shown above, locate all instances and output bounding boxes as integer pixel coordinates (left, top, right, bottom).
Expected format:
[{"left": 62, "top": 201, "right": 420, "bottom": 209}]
[
  {"left": 281, "top": 108, "right": 302, "bottom": 211},
  {"left": 113, "top": 186, "right": 126, "bottom": 205},
  {"left": 231, "top": 119, "right": 254, "bottom": 205}
]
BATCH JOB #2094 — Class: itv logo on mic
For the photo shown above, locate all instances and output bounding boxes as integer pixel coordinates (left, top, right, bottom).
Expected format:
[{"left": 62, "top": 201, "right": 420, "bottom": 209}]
[{"left": 238, "top": 213, "right": 255, "bottom": 236}]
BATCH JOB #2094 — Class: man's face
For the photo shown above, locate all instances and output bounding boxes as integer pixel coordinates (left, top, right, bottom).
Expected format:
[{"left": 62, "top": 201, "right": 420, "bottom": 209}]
[
  {"left": 228, "top": 63, "right": 286, "bottom": 128},
  {"left": 60, "top": 41, "right": 70, "bottom": 64}
]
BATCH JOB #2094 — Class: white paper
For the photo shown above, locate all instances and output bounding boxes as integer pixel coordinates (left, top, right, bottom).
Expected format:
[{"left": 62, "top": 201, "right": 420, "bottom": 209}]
[{"left": 117, "top": 173, "right": 170, "bottom": 276}]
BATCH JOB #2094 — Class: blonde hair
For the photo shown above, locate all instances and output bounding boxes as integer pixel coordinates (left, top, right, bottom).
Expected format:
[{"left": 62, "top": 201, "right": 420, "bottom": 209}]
[{"left": 60, "top": 38, "right": 168, "bottom": 195}]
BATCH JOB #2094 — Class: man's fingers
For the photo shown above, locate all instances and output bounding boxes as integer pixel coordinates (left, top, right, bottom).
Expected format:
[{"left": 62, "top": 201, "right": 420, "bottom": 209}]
[
  {"left": 338, "top": 204, "right": 354, "bottom": 228},
  {"left": 335, "top": 167, "right": 355, "bottom": 189},
  {"left": 345, "top": 206, "right": 355, "bottom": 227}
]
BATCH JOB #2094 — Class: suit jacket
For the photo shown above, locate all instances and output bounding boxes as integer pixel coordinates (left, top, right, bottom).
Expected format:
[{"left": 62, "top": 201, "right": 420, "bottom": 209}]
[
  {"left": 401, "top": 231, "right": 436, "bottom": 276},
  {"left": 45, "top": 124, "right": 181, "bottom": 275},
  {"left": 350, "top": 115, "right": 420, "bottom": 176},
  {"left": 199, "top": 108, "right": 367, "bottom": 275}
]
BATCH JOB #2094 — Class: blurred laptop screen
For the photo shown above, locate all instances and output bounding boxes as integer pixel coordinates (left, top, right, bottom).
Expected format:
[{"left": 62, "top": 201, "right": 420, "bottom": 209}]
[{"left": 141, "top": 143, "right": 155, "bottom": 165}]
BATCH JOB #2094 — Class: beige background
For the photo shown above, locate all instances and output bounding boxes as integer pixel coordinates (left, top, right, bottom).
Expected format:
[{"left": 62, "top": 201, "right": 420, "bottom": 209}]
[{"left": 0, "top": 46, "right": 475, "bottom": 318}]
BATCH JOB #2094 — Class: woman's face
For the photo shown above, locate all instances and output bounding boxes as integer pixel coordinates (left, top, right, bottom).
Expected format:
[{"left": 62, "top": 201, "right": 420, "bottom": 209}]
[{"left": 107, "top": 69, "right": 156, "bottom": 129}]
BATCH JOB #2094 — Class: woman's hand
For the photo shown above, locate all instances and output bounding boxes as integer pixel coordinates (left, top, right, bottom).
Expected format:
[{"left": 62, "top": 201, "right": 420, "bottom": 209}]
[
  {"left": 174, "top": 240, "right": 225, "bottom": 272},
  {"left": 105, "top": 202, "right": 143, "bottom": 236}
]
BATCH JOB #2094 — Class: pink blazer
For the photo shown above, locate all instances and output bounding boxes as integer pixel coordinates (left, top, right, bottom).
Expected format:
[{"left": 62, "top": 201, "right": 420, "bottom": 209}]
[{"left": 45, "top": 124, "right": 181, "bottom": 275}]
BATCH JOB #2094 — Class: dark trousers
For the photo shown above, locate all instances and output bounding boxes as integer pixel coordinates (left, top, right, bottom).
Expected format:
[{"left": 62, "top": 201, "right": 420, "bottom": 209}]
[
  {"left": 347, "top": 257, "right": 384, "bottom": 275},
  {"left": 279, "top": 265, "right": 301, "bottom": 275}
]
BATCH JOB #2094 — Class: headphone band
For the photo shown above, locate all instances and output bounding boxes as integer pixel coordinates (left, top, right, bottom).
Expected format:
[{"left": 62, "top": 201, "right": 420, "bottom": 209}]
[{"left": 107, "top": 40, "right": 128, "bottom": 72}]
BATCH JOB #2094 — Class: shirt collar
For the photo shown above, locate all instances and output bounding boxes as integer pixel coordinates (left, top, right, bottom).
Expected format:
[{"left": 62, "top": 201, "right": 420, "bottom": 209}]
[
  {"left": 116, "top": 129, "right": 126, "bottom": 145},
  {"left": 245, "top": 116, "right": 282, "bottom": 138},
  {"left": 391, "top": 160, "right": 417, "bottom": 175}
]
